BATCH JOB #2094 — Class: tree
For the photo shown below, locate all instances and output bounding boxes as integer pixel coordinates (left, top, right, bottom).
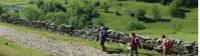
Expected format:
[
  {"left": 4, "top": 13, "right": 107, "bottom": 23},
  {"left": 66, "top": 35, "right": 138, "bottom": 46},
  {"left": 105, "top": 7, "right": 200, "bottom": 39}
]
[
  {"left": 135, "top": 9, "right": 146, "bottom": 21},
  {"left": 169, "top": 0, "right": 185, "bottom": 18},
  {"left": 67, "top": 0, "right": 99, "bottom": 29},
  {"left": 152, "top": 5, "right": 161, "bottom": 19}
]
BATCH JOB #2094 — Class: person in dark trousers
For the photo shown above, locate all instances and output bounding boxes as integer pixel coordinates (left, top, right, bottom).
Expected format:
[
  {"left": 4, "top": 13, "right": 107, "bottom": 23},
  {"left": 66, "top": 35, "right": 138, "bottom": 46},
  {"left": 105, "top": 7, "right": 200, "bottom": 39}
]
[
  {"left": 99, "top": 26, "right": 107, "bottom": 51},
  {"left": 129, "top": 32, "right": 139, "bottom": 56}
]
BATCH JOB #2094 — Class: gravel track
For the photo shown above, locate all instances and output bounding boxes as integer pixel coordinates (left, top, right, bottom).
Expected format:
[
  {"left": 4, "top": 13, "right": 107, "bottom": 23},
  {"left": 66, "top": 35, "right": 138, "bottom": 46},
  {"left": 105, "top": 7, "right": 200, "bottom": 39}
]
[{"left": 0, "top": 26, "right": 125, "bottom": 56}]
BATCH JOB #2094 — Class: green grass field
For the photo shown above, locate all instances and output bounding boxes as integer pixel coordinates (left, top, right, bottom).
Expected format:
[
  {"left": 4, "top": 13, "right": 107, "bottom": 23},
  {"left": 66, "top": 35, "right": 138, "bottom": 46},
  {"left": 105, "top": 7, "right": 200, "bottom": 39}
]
[{"left": 0, "top": 37, "right": 49, "bottom": 56}]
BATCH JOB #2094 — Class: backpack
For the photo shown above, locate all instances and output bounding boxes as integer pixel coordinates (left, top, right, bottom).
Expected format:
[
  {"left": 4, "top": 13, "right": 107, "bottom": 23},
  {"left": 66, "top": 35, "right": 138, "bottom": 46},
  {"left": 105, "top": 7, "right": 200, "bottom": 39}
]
[
  {"left": 130, "top": 36, "right": 139, "bottom": 48},
  {"left": 167, "top": 39, "right": 174, "bottom": 48}
]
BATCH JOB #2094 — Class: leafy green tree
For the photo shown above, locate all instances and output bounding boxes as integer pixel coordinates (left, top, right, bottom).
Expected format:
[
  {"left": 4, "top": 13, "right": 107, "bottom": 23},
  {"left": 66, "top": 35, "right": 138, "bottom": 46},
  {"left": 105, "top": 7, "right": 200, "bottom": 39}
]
[
  {"left": 135, "top": 8, "right": 146, "bottom": 21},
  {"left": 67, "top": 0, "right": 99, "bottom": 29}
]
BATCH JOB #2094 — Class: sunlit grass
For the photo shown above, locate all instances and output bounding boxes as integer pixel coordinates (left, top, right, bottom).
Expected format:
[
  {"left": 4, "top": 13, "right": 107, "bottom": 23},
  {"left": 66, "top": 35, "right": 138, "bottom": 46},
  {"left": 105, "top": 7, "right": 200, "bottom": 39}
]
[{"left": 0, "top": 37, "right": 49, "bottom": 56}]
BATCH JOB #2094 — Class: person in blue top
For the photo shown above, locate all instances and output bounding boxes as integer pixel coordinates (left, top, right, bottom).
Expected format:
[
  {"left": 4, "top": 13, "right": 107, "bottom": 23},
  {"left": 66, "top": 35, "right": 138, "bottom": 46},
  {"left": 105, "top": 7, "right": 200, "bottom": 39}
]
[{"left": 99, "top": 26, "right": 107, "bottom": 51}]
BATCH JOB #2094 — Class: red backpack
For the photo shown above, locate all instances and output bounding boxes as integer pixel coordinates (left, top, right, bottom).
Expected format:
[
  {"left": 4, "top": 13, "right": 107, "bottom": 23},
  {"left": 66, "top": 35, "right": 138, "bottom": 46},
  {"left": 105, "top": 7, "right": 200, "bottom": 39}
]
[{"left": 130, "top": 36, "right": 138, "bottom": 48}]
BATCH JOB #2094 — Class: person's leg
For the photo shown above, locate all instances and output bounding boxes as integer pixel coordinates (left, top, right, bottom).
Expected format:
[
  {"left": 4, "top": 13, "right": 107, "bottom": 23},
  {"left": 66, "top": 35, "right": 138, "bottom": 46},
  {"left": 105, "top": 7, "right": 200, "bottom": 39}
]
[
  {"left": 102, "top": 41, "right": 106, "bottom": 51},
  {"left": 168, "top": 48, "right": 172, "bottom": 55},
  {"left": 100, "top": 41, "right": 104, "bottom": 51},
  {"left": 130, "top": 48, "right": 133, "bottom": 56},
  {"left": 101, "top": 40, "right": 106, "bottom": 51},
  {"left": 102, "top": 44, "right": 106, "bottom": 51},
  {"left": 162, "top": 48, "right": 166, "bottom": 56},
  {"left": 135, "top": 48, "right": 138, "bottom": 56}
]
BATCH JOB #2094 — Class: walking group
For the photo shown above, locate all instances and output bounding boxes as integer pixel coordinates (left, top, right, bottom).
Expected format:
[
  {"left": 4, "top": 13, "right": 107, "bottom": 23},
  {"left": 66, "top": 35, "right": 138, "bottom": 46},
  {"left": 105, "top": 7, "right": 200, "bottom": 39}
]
[{"left": 98, "top": 27, "right": 174, "bottom": 56}]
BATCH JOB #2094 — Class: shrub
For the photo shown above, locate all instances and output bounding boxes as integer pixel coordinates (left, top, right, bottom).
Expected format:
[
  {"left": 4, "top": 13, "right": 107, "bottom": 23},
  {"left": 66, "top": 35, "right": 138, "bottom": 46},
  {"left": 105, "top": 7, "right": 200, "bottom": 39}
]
[
  {"left": 135, "top": 9, "right": 146, "bottom": 21},
  {"left": 126, "top": 22, "right": 146, "bottom": 31},
  {"left": 23, "top": 7, "right": 44, "bottom": 21},
  {"left": 115, "top": 11, "right": 121, "bottom": 16},
  {"left": 5, "top": 10, "right": 20, "bottom": 18}
]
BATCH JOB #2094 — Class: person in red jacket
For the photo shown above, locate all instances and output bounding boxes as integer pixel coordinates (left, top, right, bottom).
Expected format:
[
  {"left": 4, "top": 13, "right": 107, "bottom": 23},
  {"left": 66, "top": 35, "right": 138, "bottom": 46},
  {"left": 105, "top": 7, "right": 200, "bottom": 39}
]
[
  {"left": 168, "top": 37, "right": 174, "bottom": 54},
  {"left": 129, "top": 32, "right": 139, "bottom": 56}
]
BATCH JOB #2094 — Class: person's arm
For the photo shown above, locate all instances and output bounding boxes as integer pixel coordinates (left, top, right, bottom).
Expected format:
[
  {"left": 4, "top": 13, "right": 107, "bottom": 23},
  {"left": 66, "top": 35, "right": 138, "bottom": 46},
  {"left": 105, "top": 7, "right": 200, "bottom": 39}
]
[{"left": 99, "top": 31, "right": 102, "bottom": 38}]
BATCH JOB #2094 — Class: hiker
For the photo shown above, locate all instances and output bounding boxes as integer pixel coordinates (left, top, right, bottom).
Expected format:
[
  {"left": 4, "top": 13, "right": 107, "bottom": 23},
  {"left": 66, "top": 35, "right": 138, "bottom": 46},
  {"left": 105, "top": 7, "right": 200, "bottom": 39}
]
[
  {"left": 168, "top": 37, "right": 174, "bottom": 54},
  {"left": 159, "top": 34, "right": 167, "bottom": 55},
  {"left": 99, "top": 26, "right": 107, "bottom": 51},
  {"left": 129, "top": 32, "right": 139, "bottom": 56}
]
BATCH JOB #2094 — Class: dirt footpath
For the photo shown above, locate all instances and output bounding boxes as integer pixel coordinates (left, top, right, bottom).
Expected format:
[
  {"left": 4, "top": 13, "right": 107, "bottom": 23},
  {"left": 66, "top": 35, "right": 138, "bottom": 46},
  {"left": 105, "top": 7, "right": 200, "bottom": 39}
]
[{"left": 0, "top": 26, "right": 125, "bottom": 56}]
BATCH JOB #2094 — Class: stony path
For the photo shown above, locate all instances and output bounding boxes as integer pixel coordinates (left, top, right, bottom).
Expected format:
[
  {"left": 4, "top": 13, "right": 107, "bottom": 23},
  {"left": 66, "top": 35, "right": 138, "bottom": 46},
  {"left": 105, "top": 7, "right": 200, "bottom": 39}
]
[{"left": 0, "top": 26, "right": 125, "bottom": 56}]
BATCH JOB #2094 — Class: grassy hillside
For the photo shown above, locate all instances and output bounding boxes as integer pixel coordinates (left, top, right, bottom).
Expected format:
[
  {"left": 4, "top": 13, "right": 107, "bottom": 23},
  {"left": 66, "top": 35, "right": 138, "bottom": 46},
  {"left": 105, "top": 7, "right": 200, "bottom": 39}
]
[
  {"left": 92, "top": 1, "right": 198, "bottom": 42},
  {"left": 0, "top": 37, "right": 49, "bottom": 56}
]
